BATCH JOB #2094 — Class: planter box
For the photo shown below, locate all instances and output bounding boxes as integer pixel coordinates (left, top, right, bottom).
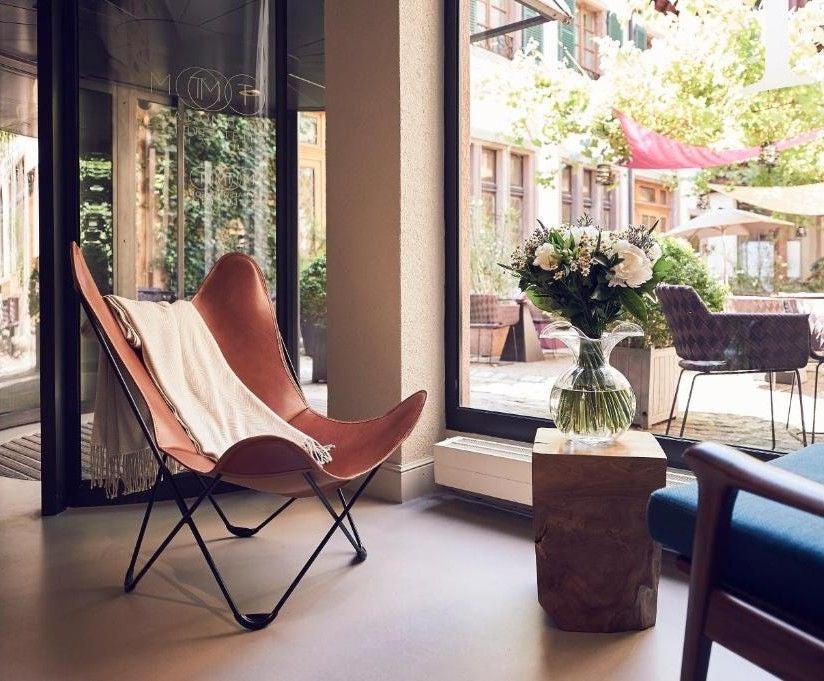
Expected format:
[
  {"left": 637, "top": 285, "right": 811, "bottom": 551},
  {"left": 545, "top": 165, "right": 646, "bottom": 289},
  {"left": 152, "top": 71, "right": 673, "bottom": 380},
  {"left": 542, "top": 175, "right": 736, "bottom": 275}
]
[{"left": 611, "top": 345, "right": 680, "bottom": 429}]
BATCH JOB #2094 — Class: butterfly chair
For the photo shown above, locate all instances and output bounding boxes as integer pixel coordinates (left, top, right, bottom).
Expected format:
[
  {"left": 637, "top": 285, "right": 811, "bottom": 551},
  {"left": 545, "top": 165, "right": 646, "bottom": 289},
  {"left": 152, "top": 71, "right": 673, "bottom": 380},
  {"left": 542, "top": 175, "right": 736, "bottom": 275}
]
[{"left": 70, "top": 243, "right": 426, "bottom": 631}]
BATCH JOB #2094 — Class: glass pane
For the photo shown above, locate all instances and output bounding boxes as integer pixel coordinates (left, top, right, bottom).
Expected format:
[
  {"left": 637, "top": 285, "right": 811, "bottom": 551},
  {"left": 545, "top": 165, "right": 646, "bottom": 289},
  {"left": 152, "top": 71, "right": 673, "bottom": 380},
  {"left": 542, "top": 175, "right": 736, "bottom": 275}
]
[
  {"left": 459, "top": 0, "right": 824, "bottom": 455},
  {"left": 78, "top": 0, "right": 278, "bottom": 481},
  {"left": 510, "top": 153, "right": 524, "bottom": 188},
  {"left": 560, "top": 165, "right": 572, "bottom": 193},
  {"left": 0, "top": 0, "right": 39, "bottom": 447},
  {"left": 582, "top": 169, "right": 593, "bottom": 198},
  {"left": 298, "top": 113, "right": 327, "bottom": 413},
  {"left": 481, "top": 147, "right": 497, "bottom": 183}
]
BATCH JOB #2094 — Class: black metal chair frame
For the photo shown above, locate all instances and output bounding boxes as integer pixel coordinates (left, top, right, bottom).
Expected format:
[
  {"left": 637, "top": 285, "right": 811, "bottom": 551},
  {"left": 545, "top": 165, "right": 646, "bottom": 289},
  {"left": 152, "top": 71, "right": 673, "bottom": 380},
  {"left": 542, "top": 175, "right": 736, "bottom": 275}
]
[
  {"left": 787, "top": 358, "right": 824, "bottom": 444},
  {"left": 84, "top": 300, "right": 375, "bottom": 631},
  {"left": 666, "top": 367, "right": 807, "bottom": 450}
]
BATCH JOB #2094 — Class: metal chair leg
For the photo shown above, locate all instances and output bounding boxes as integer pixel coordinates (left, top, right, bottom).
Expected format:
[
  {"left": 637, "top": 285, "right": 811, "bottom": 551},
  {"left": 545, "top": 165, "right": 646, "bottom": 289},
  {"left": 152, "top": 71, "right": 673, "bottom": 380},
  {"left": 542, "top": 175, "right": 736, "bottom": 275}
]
[
  {"left": 198, "top": 475, "right": 296, "bottom": 538},
  {"left": 796, "top": 368, "right": 808, "bottom": 447},
  {"left": 124, "top": 460, "right": 378, "bottom": 632},
  {"left": 337, "top": 488, "right": 363, "bottom": 550},
  {"left": 666, "top": 369, "right": 686, "bottom": 436},
  {"left": 813, "top": 362, "right": 821, "bottom": 444},
  {"left": 310, "top": 481, "right": 367, "bottom": 560},
  {"left": 679, "top": 372, "right": 701, "bottom": 438},
  {"left": 768, "top": 372, "right": 776, "bottom": 450},
  {"left": 786, "top": 371, "right": 796, "bottom": 428}
]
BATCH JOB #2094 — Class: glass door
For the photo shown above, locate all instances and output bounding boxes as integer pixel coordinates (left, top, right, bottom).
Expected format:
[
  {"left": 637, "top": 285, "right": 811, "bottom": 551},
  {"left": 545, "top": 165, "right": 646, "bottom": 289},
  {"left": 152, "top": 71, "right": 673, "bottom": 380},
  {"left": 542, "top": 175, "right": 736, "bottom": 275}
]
[
  {"left": 75, "top": 0, "right": 278, "bottom": 491},
  {"left": 0, "top": 1, "right": 39, "bottom": 471}
]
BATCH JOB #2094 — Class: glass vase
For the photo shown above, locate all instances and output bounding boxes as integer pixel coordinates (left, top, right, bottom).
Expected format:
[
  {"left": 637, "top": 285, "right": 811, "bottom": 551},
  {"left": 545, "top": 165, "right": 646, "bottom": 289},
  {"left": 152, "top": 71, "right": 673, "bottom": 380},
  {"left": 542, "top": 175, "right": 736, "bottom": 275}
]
[{"left": 541, "top": 321, "right": 642, "bottom": 445}]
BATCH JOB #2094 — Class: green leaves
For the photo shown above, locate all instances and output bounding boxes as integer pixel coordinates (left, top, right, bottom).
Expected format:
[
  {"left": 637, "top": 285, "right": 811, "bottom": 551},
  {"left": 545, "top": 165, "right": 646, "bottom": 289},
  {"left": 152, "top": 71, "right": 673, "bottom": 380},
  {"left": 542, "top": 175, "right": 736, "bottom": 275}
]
[{"left": 618, "top": 287, "right": 648, "bottom": 322}]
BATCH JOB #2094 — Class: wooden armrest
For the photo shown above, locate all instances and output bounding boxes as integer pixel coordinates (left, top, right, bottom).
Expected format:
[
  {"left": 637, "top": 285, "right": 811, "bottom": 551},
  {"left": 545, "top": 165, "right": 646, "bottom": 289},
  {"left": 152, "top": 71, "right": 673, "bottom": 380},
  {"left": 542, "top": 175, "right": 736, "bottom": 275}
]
[{"left": 685, "top": 442, "right": 824, "bottom": 519}]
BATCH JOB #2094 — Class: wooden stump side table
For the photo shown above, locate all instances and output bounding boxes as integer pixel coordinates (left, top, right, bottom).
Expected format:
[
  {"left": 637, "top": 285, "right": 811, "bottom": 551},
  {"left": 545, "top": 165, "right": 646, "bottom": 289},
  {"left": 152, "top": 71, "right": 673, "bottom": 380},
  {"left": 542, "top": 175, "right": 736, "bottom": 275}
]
[{"left": 532, "top": 428, "right": 667, "bottom": 633}]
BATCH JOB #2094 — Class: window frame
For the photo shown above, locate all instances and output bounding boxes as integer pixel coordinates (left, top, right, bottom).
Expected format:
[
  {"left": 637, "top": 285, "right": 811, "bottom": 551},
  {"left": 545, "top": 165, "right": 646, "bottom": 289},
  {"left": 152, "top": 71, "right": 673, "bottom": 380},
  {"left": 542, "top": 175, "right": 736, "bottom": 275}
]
[{"left": 443, "top": 0, "right": 780, "bottom": 467}]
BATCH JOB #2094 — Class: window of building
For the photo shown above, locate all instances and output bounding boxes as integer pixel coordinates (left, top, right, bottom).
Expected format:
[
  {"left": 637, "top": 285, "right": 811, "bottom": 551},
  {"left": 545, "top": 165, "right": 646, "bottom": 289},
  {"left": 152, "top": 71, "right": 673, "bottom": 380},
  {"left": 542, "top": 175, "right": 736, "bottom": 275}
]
[
  {"left": 475, "top": 0, "right": 520, "bottom": 58},
  {"left": 634, "top": 179, "right": 670, "bottom": 231},
  {"left": 602, "top": 187, "right": 615, "bottom": 228},
  {"left": 560, "top": 163, "right": 572, "bottom": 222},
  {"left": 480, "top": 146, "right": 498, "bottom": 223},
  {"left": 577, "top": 3, "right": 602, "bottom": 77},
  {"left": 582, "top": 167, "right": 593, "bottom": 212},
  {"left": 510, "top": 152, "right": 525, "bottom": 230}
]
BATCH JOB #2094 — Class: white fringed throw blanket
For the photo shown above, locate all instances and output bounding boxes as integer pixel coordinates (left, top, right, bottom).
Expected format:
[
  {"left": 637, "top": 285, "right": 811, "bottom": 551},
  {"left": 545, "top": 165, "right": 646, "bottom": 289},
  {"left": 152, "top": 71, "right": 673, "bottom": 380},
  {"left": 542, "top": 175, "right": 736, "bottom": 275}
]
[{"left": 90, "top": 296, "right": 332, "bottom": 498}]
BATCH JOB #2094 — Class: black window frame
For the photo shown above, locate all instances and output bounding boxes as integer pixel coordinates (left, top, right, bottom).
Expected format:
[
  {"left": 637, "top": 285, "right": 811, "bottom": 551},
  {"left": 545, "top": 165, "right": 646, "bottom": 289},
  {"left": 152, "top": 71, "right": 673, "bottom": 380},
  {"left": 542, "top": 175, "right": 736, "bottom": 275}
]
[{"left": 443, "top": 0, "right": 779, "bottom": 468}]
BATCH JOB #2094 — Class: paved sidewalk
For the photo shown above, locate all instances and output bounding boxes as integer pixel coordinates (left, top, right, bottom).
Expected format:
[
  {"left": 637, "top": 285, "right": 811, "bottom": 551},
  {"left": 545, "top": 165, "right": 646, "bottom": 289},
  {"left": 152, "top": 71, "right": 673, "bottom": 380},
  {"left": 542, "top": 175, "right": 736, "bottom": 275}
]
[{"left": 467, "top": 353, "right": 811, "bottom": 453}]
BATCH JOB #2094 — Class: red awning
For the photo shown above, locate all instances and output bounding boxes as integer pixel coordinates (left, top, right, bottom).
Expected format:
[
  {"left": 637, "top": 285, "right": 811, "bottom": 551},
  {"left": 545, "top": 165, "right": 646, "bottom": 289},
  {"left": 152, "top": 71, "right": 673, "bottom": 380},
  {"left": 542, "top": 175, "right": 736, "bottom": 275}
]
[{"left": 616, "top": 111, "right": 821, "bottom": 170}]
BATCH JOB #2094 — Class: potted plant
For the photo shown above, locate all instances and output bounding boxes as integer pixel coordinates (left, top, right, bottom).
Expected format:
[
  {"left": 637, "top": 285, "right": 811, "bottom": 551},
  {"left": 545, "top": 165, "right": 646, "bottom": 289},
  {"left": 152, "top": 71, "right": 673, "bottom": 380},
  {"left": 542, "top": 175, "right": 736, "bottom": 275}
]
[
  {"left": 299, "top": 255, "right": 327, "bottom": 383},
  {"left": 612, "top": 237, "right": 728, "bottom": 428}
]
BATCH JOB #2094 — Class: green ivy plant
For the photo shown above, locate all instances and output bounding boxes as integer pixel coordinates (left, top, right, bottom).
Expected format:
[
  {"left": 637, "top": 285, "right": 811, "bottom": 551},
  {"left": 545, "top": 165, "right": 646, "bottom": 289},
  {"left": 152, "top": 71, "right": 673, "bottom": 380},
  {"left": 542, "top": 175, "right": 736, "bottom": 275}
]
[{"left": 630, "top": 237, "right": 729, "bottom": 348}]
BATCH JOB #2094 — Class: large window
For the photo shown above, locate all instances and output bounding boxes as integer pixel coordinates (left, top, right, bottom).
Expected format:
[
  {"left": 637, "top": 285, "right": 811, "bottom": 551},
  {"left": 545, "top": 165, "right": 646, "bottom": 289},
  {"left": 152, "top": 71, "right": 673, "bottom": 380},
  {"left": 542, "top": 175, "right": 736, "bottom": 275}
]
[{"left": 447, "top": 0, "right": 824, "bottom": 457}]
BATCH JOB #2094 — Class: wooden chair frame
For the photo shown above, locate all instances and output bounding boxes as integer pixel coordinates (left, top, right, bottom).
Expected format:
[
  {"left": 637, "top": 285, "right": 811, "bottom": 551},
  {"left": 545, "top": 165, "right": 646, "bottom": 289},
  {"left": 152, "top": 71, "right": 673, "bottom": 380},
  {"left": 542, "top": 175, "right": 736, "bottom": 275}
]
[{"left": 678, "top": 442, "right": 824, "bottom": 680}]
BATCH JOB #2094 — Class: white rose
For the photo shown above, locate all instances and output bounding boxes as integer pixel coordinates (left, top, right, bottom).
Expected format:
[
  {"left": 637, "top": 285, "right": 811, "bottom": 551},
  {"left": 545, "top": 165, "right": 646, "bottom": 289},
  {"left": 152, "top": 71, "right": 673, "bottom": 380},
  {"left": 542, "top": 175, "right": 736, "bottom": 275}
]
[
  {"left": 608, "top": 240, "right": 653, "bottom": 288},
  {"left": 647, "top": 241, "right": 663, "bottom": 263},
  {"left": 533, "top": 243, "right": 561, "bottom": 270}
]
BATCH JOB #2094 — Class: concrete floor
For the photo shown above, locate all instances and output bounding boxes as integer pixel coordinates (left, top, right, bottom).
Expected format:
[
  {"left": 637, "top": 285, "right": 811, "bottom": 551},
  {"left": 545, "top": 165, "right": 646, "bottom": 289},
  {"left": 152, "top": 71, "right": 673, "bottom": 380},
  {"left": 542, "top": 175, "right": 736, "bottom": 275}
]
[{"left": 0, "top": 478, "right": 773, "bottom": 681}]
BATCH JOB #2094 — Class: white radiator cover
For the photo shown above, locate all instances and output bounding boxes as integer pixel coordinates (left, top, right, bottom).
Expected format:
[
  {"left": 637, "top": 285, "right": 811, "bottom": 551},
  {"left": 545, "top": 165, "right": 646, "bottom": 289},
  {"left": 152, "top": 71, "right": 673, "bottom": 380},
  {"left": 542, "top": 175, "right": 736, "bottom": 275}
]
[
  {"left": 434, "top": 435, "right": 694, "bottom": 507},
  {"left": 434, "top": 436, "right": 533, "bottom": 506}
]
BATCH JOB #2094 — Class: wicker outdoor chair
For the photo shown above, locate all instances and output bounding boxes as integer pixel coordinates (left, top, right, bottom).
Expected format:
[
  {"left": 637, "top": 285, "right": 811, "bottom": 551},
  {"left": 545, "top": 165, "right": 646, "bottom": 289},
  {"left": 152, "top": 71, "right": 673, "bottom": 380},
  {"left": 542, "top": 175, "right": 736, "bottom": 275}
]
[
  {"left": 469, "top": 293, "right": 520, "bottom": 362},
  {"left": 657, "top": 284, "right": 809, "bottom": 449},
  {"left": 71, "top": 243, "right": 426, "bottom": 630}
]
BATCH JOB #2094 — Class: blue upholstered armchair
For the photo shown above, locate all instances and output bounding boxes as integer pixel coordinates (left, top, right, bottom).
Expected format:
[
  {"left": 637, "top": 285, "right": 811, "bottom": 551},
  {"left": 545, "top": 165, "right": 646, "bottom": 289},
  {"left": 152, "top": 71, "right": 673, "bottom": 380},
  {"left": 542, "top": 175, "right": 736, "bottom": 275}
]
[{"left": 648, "top": 442, "right": 824, "bottom": 680}]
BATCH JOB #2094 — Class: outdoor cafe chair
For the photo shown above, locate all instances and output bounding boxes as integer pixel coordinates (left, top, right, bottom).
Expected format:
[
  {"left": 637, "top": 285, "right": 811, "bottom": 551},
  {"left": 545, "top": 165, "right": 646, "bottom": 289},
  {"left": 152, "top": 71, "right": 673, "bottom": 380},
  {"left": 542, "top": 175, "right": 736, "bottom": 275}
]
[
  {"left": 70, "top": 243, "right": 426, "bottom": 631},
  {"left": 657, "top": 284, "right": 809, "bottom": 450}
]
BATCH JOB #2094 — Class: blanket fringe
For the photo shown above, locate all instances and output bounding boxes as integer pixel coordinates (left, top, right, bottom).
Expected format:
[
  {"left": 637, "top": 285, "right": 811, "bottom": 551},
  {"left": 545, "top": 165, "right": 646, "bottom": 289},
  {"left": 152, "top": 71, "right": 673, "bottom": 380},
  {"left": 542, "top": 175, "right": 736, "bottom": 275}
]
[
  {"left": 90, "top": 443, "right": 177, "bottom": 499},
  {"left": 304, "top": 437, "right": 334, "bottom": 466}
]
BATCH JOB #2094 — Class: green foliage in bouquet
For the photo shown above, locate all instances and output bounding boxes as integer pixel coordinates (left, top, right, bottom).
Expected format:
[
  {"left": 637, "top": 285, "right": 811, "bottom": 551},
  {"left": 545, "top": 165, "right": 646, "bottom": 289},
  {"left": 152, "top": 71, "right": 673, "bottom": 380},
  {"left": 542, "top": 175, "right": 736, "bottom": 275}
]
[{"left": 503, "top": 217, "right": 670, "bottom": 339}]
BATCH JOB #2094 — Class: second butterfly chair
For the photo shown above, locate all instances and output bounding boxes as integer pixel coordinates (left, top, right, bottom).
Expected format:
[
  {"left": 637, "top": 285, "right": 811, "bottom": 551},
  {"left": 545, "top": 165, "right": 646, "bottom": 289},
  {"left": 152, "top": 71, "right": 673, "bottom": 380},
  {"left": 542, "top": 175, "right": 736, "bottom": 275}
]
[{"left": 71, "top": 243, "right": 426, "bottom": 631}]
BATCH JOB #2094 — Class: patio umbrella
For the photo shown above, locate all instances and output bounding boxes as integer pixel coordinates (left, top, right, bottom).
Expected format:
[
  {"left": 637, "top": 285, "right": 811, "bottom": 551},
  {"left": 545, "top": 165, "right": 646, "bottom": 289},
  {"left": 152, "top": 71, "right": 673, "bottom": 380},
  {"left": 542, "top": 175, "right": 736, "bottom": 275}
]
[{"left": 666, "top": 208, "right": 794, "bottom": 281}]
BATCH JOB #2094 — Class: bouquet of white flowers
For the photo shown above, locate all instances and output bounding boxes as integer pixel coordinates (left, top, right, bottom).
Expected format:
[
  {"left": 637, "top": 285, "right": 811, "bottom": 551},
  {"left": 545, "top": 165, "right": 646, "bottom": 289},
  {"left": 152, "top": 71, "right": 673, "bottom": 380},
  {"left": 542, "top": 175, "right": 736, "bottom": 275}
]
[
  {"left": 504, "top": 216, "right": 667, "bottom": 338},
  {"left": 503, "top": 216, "right": 670, "bottom": 443}
]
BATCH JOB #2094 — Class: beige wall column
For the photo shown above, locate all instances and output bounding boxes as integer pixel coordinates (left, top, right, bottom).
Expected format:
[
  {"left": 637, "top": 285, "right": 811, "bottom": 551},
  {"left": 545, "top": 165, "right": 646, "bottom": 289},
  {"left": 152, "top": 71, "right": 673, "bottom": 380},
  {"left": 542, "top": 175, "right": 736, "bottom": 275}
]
[{"left": 325, "top": 0, "right": 445, "bottom": 501}]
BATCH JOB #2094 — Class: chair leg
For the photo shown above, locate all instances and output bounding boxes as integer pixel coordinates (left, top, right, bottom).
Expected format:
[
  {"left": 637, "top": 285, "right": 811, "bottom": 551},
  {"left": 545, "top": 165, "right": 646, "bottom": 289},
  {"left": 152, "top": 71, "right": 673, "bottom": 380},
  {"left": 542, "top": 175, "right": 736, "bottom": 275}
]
[
  {"left": 679, "top": 373, "right": 701, "bottom": 438},
  {"left": 337, "top": 488, "right": 363, "bottom": 550},
  {"left": 124, "top": 460, "right": 379, "bottom": 631},
  {"left": 786, "top": 371, "right": 796, "bottom": 428},
  {"left": 796, "top": 369, "right": 808, "bottom": 447},
  {"left": 814, "top": 362, "right": 821, "bottom": 445},
  {"left": 768, "top": 372, "right": 776, "bottom": 450},
  {"left": 666, "top": 369, "right": 686, "bottom": 436},
  {"left": 199, "top": 476, "right": 296, "bottom": 538},
  {"left": 307, "top": 479, "right": 367, "bottom": 561}
]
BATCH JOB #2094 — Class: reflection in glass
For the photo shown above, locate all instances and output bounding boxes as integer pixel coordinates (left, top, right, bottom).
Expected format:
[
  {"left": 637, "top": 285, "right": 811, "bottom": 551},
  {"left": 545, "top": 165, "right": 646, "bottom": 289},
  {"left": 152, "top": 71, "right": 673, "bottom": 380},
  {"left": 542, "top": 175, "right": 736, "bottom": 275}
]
[{"left": 78, "top": 0, "right": 279, "bottom": 476}]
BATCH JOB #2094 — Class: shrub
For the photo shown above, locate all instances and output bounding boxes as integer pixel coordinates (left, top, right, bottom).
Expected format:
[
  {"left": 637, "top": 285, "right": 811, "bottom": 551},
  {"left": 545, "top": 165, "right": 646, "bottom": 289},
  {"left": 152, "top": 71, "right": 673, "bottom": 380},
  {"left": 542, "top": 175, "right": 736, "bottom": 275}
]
[{"left": 299, "top": 255, "right": 327, "bottom": 326}]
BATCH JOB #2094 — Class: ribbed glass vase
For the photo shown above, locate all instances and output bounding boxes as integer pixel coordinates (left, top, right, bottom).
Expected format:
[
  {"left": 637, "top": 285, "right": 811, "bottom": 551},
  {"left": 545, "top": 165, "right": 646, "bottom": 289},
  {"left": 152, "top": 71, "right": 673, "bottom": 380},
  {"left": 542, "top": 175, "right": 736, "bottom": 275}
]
[{"left": 541, "top": 321, "right": 642, "bottom": 445}]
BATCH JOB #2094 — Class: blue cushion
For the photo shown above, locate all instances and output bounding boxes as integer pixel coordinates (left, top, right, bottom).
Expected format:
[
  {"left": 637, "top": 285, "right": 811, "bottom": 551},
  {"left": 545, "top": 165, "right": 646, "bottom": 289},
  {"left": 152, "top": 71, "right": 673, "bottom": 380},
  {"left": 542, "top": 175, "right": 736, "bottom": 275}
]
[{"left": 648, "top": 444, "right": 824, "bottom": 635}]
